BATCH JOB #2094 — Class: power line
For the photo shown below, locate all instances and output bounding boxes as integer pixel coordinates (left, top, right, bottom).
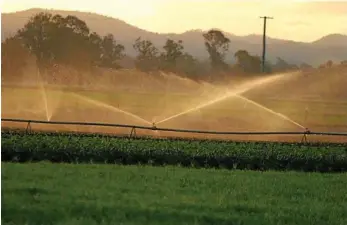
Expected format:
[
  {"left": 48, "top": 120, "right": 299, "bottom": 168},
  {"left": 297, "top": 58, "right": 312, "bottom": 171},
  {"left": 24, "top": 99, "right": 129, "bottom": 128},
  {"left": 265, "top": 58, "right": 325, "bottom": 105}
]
[{"left": 259, "top": 16, "right": 273, "bottom": 73}]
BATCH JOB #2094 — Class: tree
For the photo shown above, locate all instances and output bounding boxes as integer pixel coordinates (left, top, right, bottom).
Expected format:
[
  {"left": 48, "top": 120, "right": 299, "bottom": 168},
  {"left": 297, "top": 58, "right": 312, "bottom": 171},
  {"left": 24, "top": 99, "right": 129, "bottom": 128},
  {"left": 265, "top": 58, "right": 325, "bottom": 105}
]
[
  {"left": 133, "top": 37, "right": 159, "bottom": 71},
  {"left": 17, "top": 12, "right": 56, "bottom": 72},
  {"left": 1, "top": 37, "right": 30, "bottom": 80},
  {"left": 88, "top": 32, "right": 103, "bottom": 66},
  {"left": 160, "top": 39, "right": 184, "bottom": 72},
  {"left": 16, "top": 12, "right": 115, "bottom": 72},
  {"left": 175, "top": 53, "right": 200, "bottom": 78},
  {"left": 203, "top": 29, "right": 230, "bottom": 71},
  {"left": 270, "top": 57, "right": 299, "bottom": 73},
  {"left": 49, "top": 15, "right": 93, "bottom": 70},
  {"left": 300, "top": 63, "right": 313, "bottom": 70},
  {"left": 326, "top": 60, "right": 333, "bottom": 68},
  {"left": 99, "top": 34, "right": 125, "bottom": 69},
  {"left": 234, "top": 50, "right": 262, "bottom": 74},
  {"left": 273, "top": 57, "right": 289, "bottom": 71}
]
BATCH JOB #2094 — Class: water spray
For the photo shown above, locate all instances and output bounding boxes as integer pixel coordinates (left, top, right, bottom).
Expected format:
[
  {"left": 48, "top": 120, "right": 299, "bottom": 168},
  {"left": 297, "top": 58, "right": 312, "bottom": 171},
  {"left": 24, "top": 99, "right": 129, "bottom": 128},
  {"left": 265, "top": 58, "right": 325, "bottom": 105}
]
[
  {"left": 304, "top": 106, "right": 309, "bottom": 125},
  {"left": 37, "top": 69, "right": 50, "bottom": 121},
  {"left": 234, "top": 95, "right": 305, "bottom": 129},
  {"left": 155, "top": 74, "right": 286, "bottom": 125},
  {"left": 70, "top": 93, "right": 152, "bottom": 125}
]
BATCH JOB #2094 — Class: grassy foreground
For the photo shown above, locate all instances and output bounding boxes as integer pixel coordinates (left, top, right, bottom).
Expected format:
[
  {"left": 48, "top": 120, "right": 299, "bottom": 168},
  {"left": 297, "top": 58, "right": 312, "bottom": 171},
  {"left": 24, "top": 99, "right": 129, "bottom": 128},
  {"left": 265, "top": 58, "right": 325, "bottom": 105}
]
[{"left": 2, "top": 163, "right": 347, "bottom": 225}]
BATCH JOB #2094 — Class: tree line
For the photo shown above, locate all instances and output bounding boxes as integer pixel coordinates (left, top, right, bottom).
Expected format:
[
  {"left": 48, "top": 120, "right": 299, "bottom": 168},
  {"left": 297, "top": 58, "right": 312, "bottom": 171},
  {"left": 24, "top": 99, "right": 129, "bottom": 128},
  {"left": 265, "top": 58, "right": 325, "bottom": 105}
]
[{"left": 3, "top": 12, "right": 333, "bottom": 82}]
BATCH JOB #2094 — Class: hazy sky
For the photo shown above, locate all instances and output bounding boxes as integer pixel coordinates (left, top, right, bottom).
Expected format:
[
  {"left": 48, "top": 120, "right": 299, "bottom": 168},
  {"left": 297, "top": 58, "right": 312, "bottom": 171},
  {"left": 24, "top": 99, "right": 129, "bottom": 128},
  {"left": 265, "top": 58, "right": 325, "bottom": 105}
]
[{"left": 2, "top": 0, "right": 347, "bottom": 42}]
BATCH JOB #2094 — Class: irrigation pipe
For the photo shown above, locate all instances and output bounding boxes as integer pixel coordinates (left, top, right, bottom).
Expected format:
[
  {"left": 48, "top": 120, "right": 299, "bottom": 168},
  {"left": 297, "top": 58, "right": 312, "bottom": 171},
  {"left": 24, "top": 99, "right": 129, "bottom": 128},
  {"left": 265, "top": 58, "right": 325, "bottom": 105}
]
[{"left": 2, "top": 118, "right": 347, "bottom": 137}]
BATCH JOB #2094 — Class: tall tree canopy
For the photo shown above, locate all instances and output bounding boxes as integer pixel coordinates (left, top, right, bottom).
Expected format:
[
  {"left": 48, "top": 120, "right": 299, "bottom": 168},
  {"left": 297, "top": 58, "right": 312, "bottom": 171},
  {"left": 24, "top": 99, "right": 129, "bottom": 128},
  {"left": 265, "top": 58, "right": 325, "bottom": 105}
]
[
  {"left": 234, "top": 50, "right": 262, "bottom": 74},
  {"left": 16, "top": 12, "right": 125, "bottom": 72},
  {"left": 1, "top": 37, "right": 30, "bottom": 79},
  {"left": 160, "top": 39, "right": 184, "bottom": 72},
  {"left": 203, "top": 29, "right": 230, "bottom": 71},
  {"left": 133, "top": 37, "right": 159, "bottom": 71},
  {"left": 99, "top": 34, "right": 125, "bottom": 69}
]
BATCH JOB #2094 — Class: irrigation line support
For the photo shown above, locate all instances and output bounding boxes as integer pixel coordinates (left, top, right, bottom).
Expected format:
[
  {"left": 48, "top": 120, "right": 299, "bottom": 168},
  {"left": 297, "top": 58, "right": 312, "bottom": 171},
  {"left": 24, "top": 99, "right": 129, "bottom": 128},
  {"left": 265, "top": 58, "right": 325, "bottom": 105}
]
[
  {"left": 301, "top": 133, "right": 308, "bottom": 144},
  {"left": 2, "top": 118, "right": 347, "bottom": 139},
  {"left": 301, "top": 128, "right": 311, "bottom": 144},
  {"left": 26, "top": 121, "right": 32, "bottom": 134},
  {"left": 129, "top": 127, "right": 137, "bottom": 138}
]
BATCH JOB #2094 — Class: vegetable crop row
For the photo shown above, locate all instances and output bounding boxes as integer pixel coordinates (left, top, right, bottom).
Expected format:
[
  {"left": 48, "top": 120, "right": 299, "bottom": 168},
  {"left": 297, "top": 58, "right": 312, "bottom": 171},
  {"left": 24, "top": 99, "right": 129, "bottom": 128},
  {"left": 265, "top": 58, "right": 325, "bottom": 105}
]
[
  {"left": 3, "top": 129, "right": 345, "bottom": 147},
  {"left": 2, "top": 132, "right": 347, "bottom": 172}
]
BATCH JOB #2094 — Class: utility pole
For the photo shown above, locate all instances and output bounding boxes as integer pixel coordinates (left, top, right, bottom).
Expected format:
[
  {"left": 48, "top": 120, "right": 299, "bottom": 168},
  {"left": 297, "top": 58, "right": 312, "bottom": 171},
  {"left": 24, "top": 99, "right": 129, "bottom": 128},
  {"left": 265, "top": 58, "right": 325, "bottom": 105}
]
[{"left": 259, "top": 16, "right": 273, "bottom": 73}]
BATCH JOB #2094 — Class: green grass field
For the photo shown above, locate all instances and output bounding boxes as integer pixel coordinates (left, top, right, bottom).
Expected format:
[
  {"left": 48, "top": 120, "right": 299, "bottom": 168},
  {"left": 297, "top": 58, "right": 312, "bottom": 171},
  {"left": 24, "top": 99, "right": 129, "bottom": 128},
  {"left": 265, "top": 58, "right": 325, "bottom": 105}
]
[{"left": 2, "top": 163, "right": 347, "bottom": 225}]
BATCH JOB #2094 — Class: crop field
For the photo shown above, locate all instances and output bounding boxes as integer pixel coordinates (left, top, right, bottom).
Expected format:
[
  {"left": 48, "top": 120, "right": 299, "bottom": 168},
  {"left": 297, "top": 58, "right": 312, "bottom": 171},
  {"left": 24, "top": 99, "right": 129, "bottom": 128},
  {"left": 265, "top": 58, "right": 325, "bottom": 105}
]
[
  {"left": 2, "top": 162, "right": 347, "bottom": 225},
  {"left": 2, "top": 131, "right": 347, "bottom": 172},
  {"left": 2, "top": 84, "right": 347, "bottom": 142},
  {"left": 3, "top": 86, "right": 347, "bottom": 127},
  {"left": 2, "top": 68, "right": 347, "bottom": 143},
  {"left": 2, "top": 67, "right": 347, "bottom": 224}
]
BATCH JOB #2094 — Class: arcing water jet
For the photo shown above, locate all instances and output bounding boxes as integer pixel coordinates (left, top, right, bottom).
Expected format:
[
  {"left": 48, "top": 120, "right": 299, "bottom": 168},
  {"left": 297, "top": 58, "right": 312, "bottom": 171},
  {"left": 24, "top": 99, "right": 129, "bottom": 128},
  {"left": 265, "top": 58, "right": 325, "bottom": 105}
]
[
  {"left": 37, "top": 69, "right": 63, "bottom": 122},
  {"left": 155, "top": 74, "right": 286, "bottom": 125},
  {"left": 37, "top": 70, "right": 50, "bottom": 121},
  {"left": 70, "top": 93, "right": 152, "bottom": 125},
  {"left": 234, "top": 94, "right": 305, "bottom": 129}
]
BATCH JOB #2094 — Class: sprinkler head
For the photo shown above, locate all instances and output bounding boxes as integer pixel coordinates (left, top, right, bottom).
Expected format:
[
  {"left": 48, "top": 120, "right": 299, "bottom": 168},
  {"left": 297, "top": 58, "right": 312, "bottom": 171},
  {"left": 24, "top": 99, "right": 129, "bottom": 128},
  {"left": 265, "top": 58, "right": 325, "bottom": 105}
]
[
  {"left": 305, "top": 127, "right": 310, "bottom": 133},
  {"left": 152, "top": 122, "right": 157, "bottom": 130}
]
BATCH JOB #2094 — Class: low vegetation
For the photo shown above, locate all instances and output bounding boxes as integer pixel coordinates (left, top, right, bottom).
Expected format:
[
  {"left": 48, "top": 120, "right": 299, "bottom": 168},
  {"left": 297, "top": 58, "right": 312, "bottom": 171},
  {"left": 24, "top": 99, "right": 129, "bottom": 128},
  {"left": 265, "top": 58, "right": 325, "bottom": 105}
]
[
  {"left": 2, "top": 131, "right": 347, "bottom": 172},
  {"left": 2, "top": 162, "right": 347, "bottom": 225}
]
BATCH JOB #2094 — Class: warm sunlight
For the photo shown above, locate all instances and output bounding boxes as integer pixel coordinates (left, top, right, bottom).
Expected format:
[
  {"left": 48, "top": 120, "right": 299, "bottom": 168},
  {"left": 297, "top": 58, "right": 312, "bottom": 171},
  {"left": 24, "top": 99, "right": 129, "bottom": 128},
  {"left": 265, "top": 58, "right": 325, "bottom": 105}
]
[
  {"left": 2, "top": 0, "right": 346, "bottom": 42},
  {"left": 2, "top": 1, "right": 347, "bottom": 225}
]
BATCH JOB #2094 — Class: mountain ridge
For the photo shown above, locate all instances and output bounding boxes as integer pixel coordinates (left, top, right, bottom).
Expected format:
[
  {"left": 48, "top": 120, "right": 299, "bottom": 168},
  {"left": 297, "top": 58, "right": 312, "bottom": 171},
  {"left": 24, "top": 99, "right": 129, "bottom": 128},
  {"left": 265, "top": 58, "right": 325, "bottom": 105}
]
[{"left": 2, "top": 8, "right": 347, "bottom": 66}]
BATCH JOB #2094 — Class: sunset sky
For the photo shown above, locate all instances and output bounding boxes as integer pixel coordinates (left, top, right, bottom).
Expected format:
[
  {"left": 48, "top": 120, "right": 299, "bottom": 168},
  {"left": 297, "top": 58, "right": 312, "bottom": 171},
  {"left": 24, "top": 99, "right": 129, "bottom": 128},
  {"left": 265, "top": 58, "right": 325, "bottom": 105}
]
[{"left": 2, "top": 0, "right": 347, "bottom": 42}]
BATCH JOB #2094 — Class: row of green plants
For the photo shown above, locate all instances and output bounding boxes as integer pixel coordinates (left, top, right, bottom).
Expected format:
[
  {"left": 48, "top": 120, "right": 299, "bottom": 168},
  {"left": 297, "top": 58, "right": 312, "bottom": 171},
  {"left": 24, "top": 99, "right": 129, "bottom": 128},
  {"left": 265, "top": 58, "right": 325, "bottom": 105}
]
[
  {"left": 3, "top": 129, "right": 346, "bottom": 147},
  {"left": 2, "top": 131, "right": 347, "bottom": 172}
]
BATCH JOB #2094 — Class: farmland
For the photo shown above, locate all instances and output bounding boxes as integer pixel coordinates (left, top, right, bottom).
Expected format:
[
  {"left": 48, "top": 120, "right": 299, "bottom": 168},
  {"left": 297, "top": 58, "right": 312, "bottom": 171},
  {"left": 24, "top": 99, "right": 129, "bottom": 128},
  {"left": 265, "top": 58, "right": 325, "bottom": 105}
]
[
  {"left": 2, "top": 5, "right": 347, "bottom": 225},
  {"left": 2, "top": 67, "right": 347, "bottom": 143},
  {"left": 3, "top": 85, "right": 347, "bottom": 130},
  {"left": 2, "top": 131, "right": 347, "bottom": 172},
  {"left": 2, "top": 83, "right": 347, "bottom": 142},
  {"left": 2, "top": 67, "right": 347, "bottom": 225},
  {"left": 2, "top": 162, "right": 347, "bottom": 225}
]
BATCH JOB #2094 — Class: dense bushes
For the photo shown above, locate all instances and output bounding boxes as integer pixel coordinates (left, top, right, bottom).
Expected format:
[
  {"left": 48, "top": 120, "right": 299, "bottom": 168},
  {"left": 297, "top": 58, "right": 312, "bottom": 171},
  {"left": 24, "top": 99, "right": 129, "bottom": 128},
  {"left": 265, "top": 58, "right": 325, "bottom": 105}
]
[{"left": 2, "top": 131, "right": 347, "bottom": 172}]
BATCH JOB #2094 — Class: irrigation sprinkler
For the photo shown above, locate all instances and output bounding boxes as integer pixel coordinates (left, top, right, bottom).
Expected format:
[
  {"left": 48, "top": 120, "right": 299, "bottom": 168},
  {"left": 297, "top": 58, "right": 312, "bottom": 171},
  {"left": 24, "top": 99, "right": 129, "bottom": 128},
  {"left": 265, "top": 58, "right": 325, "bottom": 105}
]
[
  {"left": 129, "top": 127, "right": 137, "bottom": 138},
  {"left": 152, "top": 122, "right": 157, "bottom": 130},
  {"left": 2, "top": 118, "right": 347, "bottom": 142},
  {"left": 301, "top": 108, "right": 310, "bottom": 143},
  {"left": 26, "top": 121, "right": 32, "bottom": 133},
  {"left": 301, "top": 127, "right": 311, "bottom": 143}
]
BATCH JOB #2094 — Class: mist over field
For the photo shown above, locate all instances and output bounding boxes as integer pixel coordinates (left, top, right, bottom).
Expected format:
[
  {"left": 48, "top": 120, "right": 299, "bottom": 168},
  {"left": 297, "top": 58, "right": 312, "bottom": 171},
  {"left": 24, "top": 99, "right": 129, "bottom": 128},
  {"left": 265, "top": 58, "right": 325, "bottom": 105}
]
[{"left": 2, "top": 3, "right": 347, "bottom": 225}]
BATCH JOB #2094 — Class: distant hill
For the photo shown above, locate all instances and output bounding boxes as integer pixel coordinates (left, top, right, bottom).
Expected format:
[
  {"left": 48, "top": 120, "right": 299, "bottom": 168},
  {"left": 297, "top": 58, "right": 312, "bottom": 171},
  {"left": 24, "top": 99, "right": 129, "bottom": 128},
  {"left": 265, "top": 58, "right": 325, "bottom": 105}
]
[
  {"left": 2, "top": 8, "right": 347, "bottom": 66},
  {"left": 312, "top": 34, "right": 347, "bottom": 47}
]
